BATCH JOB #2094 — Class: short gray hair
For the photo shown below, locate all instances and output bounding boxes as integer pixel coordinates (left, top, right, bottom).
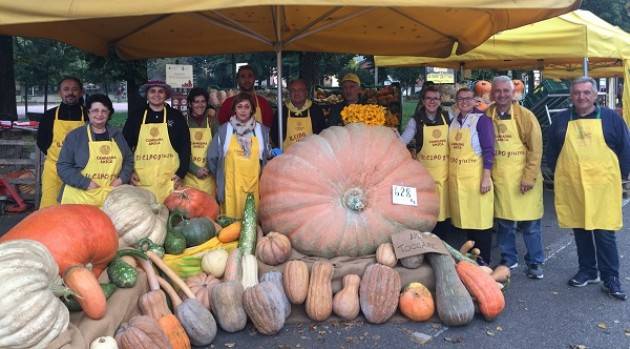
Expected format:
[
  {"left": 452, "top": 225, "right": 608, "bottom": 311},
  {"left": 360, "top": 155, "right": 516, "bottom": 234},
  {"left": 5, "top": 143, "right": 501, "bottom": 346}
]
[
  {"left": 571, "top": 76, "right": 598, "bottom": 94},
  {"left": 492, "top": 75, "right": 514, "bottom": 90}
]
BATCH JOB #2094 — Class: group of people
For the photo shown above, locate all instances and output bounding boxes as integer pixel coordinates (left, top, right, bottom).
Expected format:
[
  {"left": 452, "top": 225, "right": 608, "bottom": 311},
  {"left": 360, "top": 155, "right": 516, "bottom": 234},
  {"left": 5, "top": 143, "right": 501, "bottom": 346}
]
[
  {"left": 401, "top": 75, "right": 630, "bottom": 301},
  {"left": 36, "top": 69, "right": 629, "bottom": 301}
]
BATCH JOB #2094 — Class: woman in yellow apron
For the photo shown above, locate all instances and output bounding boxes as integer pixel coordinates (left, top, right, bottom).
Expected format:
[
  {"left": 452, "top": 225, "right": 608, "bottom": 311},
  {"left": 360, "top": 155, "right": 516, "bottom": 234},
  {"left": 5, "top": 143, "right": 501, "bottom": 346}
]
[
  {"left": 184, "top": 88, "right": 216, "bottom": 196},
  {"left": 448, "top": 87, "right": 496, "bottom": 264},
  {"left": 547, "top": 77, "right": 630, "bottom": 300},
  {"left": 57, "top": 94, "right": 134, "bottom": 207},
  {"left": 38, "top": 77, "right": 86, "bottom": 208},
  {"left": 207, "top": 93, "right": 271, "bottom": 219},
  {"left": 123, "top": 80, "right": 191, "bottom": 203}
]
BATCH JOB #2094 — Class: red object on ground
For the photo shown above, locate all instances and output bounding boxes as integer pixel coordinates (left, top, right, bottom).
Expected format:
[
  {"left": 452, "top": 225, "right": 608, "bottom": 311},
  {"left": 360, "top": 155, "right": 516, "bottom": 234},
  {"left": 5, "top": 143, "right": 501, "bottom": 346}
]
[{"left": 0, "top": 177, "right": 28, "bottom": 213}]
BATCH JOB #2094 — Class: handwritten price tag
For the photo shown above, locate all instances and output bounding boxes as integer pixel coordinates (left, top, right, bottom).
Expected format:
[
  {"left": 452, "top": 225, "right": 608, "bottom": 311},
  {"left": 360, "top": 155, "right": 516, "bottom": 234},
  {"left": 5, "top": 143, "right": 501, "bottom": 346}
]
[{"left": 392, "top": 185, "right": 418, "bottom": 206}]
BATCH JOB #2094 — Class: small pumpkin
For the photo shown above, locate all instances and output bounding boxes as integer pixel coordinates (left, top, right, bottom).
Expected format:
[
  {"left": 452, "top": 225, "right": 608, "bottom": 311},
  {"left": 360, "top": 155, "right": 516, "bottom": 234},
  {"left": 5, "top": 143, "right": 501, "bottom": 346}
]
[
  {"left": 375, "top": 242, "right": 397, "bottom": 267},
  {"left": 168, "top": 211, "right": 216, "bottom": 247},
  {"left": 201, "top": 248, "right": 229, "bottom": 278},
  {"left": 282, "top": 260, "right": 309, "bottom": 304},
  {"left": 164, "top": 186, "right": 220, "bottom": 221},
  {"left": 115, "top": 315, "right": 170, "bottom": 349},
  {"left": 90, "top": 336, "right": 118, "bottom": 349},
  {"left": 0, "top": 240, "right": 70, "bottom": 349},
  {"left": 305, "top": 261, "right": 334, "bottom": 321},
  {"left": 359, "top": 264, "right": 401, "bottom": 324},
  {"left": 211, "top": 281, "right": 247, "bottom": 332},
  {"left": 217, "top": 221, "right": 241, "bottom": 243},
  {"left": 242, "top": 282, "right": 286, "bottom": 335},
  {"left": 399, "top": 282, "right": 434, "bottom": 322},
  {"left": 185, "top": 273, "right": 220, "bottom": 310},
  {"left": 255, "top": 232, "right": 292, "bottom": 266},
  {"left": 332, "top": 274, "right": 361, "bottom": 320},
  {"left": 102, "top": 185, "right": 168, "bottom": 247},
  {"left": 260, "top": 271, "right": 291, "bottom": 318}
]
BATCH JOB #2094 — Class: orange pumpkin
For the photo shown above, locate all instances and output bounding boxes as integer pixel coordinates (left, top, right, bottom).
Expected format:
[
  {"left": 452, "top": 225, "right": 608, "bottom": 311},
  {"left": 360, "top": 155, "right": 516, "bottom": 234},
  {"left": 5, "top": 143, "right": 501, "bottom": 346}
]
[
  {"left": 0, "top": 204, "right": 118, "bottom": 319},
  {"left": 399, "top": 282, "right": 435, "bottom": 322},
  {"left": 164, "top": 186, "right": 220, "bottom": 221},
  {"left": 259, "top": 124, "right": 439, "bottom": 257},
  {"left": 474, "top": 80, "right": 492, "bottom": 99}
]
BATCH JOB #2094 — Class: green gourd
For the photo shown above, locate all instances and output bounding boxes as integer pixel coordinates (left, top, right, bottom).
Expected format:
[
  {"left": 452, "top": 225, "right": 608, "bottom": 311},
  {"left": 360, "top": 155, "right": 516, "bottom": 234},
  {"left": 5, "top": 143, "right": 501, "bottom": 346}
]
[
  {"left": 164, "top": 229, "right": 187, "bottom": 254},
  {"left": 169, "top": 211, "right": 216, "bottom": 247},
  {"left": 238, "top": 193, "right": 257, "bottom": 255},
  {"left": 137, "top": 238, "right": 166, "bottom": 258},
  {"left": 217, "top": 215, "right": 239, "bottom": 228},
  {"left": 107, "top": 248, "right": 147, "bottom": 288}
]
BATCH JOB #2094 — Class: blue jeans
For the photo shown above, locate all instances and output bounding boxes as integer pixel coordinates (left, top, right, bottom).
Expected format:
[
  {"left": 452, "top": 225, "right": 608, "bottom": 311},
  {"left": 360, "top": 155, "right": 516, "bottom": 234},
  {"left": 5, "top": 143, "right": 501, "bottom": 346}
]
[
  {"left": 496, "top": 218, "right": 544, "bottom": 266},
  {"left": 573, "top": 229, "right": 619, "bottom": 281}
]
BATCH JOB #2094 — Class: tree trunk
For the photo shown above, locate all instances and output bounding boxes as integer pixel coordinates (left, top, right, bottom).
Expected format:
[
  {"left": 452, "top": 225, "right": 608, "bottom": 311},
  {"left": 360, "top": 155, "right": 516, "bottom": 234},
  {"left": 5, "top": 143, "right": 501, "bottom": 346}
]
[
  {"left": 44, "top": 81, "right": 49, "bottom": 112},
  {"left": 126, "top": 60, "right": 148, "bottom": 114},
  {"left": 23, "top": 82, "right": 28, "bottom": 115},
  {"left": 230, "top": 54, "right": 236, "bottom": 87},
  {"left": 299, "top": 52, "right": 318, "bottom": 91},
  {"left": 0, "top": 36, "right": 17, "bottom": 120}
]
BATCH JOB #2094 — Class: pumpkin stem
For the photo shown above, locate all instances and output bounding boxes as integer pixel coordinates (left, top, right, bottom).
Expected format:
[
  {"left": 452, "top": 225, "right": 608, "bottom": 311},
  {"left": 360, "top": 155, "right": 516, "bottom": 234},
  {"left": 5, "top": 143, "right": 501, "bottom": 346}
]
[{"left": 343, "top": 187, "right": 366, "bottom": 211}]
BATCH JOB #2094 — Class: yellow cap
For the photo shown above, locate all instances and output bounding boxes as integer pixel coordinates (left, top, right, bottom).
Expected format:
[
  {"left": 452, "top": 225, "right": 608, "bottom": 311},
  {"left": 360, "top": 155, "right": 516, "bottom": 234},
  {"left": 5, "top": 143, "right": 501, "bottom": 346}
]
[{"left": 341, "top": 73, "right": 361, "bottom": 85}]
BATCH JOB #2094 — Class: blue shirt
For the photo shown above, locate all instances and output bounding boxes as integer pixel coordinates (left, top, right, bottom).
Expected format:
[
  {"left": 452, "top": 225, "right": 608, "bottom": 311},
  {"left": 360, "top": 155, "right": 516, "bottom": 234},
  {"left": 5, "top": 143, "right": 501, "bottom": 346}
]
[{"left": 546, "top": 106, "right": 630, "bottom": 178}]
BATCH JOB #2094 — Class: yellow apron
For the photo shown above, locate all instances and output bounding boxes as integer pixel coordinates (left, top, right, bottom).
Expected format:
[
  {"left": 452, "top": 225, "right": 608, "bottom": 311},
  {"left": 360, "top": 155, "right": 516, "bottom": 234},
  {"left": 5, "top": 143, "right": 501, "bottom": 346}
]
[
  {"left": 417, "top": 114, "right": 449, "bottom": 221},
  {"left": 134, "top": 108, "right": 180, "bottom": 203},
  {"left": 40, "top": 106, "right": 85, "bottom": 208},
  {"left": 184, "top": 120, "right": 216, "bottom": 196},
  {"left": 448, "top": 117, "right": 494, "bottom": 229},
  {"left": 554, "top": 111, "right": 622, "bottom": 230},
  {"left": 253, "top": 93, "right": 263, "bottom": 124},
  {"left": 491, "top": 107, "right": 543, "bottom": 221},
  {"left": 284, "top": 109, "right": 313, "bottom": 149},
  {"left": 61, "top": 126, "right": 123, "bottom": 207},
  {"left": 222, "top": 134, "right": 260, "bottom": 219}
]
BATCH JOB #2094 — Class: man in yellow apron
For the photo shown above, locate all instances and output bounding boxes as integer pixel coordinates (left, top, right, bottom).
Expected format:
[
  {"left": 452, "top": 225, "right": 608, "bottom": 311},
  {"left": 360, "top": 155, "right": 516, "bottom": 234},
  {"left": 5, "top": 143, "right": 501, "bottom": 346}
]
[
  {"left": 399, "top": 85, "right": 451, "bottom": 239},
  {"left": 448, "top": 88, "right": 495, "bottom": 264},
  {"left": 207, "top": 93, "right": 270, "bottom": 219},
  {"left": 327, "top": 73, "right": 363, "bottom": 127},
  {"left": 37, "top": 77, "right": 86, "bottom": 208},
  {"left": 547, "top": 77, "right": 630, "bottom": 300},
  {"left": 184, "top": 88, "right": 216, "bottom": 196},
  {"left": 271, "top": 79, "right": 327, "bottom": 153},
  {"left": 123, "top": 80, "right": 190, "bottom": 203},
  {"left": 488, "top": 76, "right": 545, "bottom": 280},
  {"left": 217, "top": 65, "right": 275, "bottom": 128}
]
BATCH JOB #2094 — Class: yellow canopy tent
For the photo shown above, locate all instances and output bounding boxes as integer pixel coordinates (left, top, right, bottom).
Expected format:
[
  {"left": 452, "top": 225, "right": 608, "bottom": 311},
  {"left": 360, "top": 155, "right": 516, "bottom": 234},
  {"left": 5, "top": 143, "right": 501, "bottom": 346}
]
[
  {"left": 374, "top": 10, "right": 630, "bottom": 126},
  {"left": 0, "top": 0, "right": 580, "bottom": 144}
]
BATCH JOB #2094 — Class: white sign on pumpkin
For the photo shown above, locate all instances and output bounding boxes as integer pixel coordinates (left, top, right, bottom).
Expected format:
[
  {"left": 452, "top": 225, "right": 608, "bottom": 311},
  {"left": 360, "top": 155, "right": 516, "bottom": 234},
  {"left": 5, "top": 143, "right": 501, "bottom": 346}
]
[{"left": 392, "top": 185, "right": 418, "bottom": 206}]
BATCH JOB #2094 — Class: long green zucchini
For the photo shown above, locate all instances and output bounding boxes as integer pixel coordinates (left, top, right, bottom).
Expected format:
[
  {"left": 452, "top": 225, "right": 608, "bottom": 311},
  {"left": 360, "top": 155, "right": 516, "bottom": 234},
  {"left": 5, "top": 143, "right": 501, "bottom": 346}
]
[{"left": 238, "top": 192, "right": 257, "bottom": 255}]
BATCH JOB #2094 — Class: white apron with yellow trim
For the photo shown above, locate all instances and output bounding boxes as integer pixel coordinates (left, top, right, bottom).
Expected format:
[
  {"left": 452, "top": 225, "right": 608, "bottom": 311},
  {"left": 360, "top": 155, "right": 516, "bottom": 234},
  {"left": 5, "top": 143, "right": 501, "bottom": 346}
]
[
  {"left": 40, "top": 106, "right": 85, "bottom": 208},
  {"left": 554, "top": 110, "right": 622, "bottom": 230},
  {"left": 222, "top": 133, "right": 261, "bottom": 219},
  {"left": 284, "top": 109, "right": 313, "bottom": 149},
  {"left": 448, "top": 115, "right": 494, "bottom": 229},
  {"left": 61, "top": 126, "right": 123, "bottom": 207},
  {"left": 491, "top": 107, "right": 543, "bottom": 221},
  {"left": 134, "top": 108, "right": 180, "bottom": 203},
  {"left": 417, "top": 114, "right": 449, "bottom": 221},
  {"left": 184, "top": 120, "right": 216, "bottom": 195}
]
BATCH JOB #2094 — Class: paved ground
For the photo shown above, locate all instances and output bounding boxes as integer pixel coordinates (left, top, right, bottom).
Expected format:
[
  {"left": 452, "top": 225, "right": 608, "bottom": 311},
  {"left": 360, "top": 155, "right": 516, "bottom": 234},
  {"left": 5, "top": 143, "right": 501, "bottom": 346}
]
[{"left": 1, "top": 190, "right": 629, "bottom": 349}]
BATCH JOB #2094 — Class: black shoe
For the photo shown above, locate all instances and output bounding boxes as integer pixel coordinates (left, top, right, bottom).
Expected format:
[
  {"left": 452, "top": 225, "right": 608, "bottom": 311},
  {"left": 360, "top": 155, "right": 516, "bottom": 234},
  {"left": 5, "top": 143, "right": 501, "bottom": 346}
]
[
  {"left": 601, "top": 277, "right": 627, "bottom": 301},
  {"left": 568, "top": 272, "right": 600, "bottom": 287},
  {"left": 526, "top": 264, "right": 544, "bottom": 279}
]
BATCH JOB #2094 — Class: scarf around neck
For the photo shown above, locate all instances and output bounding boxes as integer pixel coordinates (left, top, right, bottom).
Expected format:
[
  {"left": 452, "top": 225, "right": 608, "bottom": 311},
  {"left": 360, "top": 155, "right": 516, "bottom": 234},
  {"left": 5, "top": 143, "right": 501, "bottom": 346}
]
[
  {"left": 286, "top": 99, "right": 312, "bottom": 116},
  {"left": 229, "top": 115, "right": 256, "bottom": 157}
]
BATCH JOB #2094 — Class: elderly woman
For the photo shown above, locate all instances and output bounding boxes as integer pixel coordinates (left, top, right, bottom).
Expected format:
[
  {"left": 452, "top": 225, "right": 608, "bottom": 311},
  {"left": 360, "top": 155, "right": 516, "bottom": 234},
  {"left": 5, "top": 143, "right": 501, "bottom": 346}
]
[
  {"left": 123, "top": 80, "right": 191, "bottom": 203},
  {"left": 448, "top": 87, "right": 495, "bottom": 264},
  {"left": 57, "top": 94, "right": 133, "bottom": 206},
  {"left": 184, "top": 87, "right": 216, "bottom": 195},
  {"left": 207, "top": 92, "right": 270, "bottom": 219}
]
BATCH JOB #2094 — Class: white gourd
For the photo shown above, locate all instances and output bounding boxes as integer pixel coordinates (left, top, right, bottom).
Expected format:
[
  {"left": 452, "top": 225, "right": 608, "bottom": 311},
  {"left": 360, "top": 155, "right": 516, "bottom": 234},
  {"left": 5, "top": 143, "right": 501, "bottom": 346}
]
[
  {"left": 201, "top": 249, "right": 229, "bottom": 278},
  {"left": 240, "top": 254, "right": 259, "bottom": 289},
  {"left": 102, "top": 185, "right": 168, "bottom": 247},
  {"left": 90, "top": 336, "right": 119, "bottom": 348},
  {"left": 0, "top": 240, "right": 70, "bottom": 349}
]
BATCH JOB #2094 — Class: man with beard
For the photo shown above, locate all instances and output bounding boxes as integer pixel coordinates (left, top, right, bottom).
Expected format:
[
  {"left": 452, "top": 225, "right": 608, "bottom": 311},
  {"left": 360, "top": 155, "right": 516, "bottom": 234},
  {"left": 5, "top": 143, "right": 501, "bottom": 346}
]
[
  {"left": 217, "top": 65, "right": 274, "bottom": 128},
  {"left": 37, "top": 76, "right": 87, "bottom": 208}
]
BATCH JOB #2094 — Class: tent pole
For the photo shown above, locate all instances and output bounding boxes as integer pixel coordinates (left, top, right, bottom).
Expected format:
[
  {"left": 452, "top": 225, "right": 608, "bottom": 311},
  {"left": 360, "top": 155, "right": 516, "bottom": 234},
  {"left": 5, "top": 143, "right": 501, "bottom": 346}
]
[
  {"left": 582, "top": 57, "right": 589, "bottom": 77},
  {"left": 459, "top": 63, "right": 464, "bottom": 81},
  {"left": 276, "top": 48, "right": 283, "bottom": 150},
  {"left": 607, "top": 77, "right": 616, "bottom": 109},
  {"left": 374, "top": 67, "right": 379, "bottom": 85}
]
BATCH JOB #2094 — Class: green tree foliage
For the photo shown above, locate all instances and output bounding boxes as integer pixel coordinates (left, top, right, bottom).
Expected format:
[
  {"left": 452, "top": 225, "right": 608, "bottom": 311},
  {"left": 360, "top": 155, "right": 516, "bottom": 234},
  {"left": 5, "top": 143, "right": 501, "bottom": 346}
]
[{"left": 581, "top": 0, "right": 630, "bottom": 31}]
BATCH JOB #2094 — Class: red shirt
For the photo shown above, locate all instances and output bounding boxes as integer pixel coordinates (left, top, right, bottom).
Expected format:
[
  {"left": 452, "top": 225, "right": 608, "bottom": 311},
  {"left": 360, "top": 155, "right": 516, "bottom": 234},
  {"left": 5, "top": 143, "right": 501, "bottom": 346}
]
[{"left": 217, "top": 94, "right": 274, "bottom": 128}]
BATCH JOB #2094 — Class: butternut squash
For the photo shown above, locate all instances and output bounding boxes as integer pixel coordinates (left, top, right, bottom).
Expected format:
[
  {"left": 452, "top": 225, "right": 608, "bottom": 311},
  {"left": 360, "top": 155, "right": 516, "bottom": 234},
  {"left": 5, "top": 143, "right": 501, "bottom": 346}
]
[
  {"left": 332, "top": 274, "right": 361, "bottom": 320},
  {"left": 305, "top": 261, "right": 333, "bottom": 321},
  {"left": 456, "top": 261, "right": 505, "bottom": 321},
  {"left": 282, "top": 260, "right": 309, "bottom": 304},
  {"left": 260, "top": 271, "right": 291, "bottom": 318},
  {"left": 211, "top": 281, "right": 247, "bottom": 332},
  {"left": 375, "top": 242, "right": 397, "bottom": 267}
]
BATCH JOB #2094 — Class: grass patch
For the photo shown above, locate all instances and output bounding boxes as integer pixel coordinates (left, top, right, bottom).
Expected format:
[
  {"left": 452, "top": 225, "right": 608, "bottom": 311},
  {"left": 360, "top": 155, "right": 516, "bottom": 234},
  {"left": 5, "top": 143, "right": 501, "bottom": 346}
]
[
  {"left": 109, "top": 112, "right": 128, "bottom": 128},
  {"left": 401, "top": 99, "right": 419, "bottom": 129}
]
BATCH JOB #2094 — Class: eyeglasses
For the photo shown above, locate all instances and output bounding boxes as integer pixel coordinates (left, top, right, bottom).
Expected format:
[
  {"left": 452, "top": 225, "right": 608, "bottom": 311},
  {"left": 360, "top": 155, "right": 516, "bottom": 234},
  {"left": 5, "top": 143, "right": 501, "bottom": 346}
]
[
  {"left": 89, "top": 109, "right": 110, "bottom": 114},
  {"left": 456, "top": 97, "right": 474, "bottom": 102},
  {"left": 423, "top": 97, "right": 440, "bottom": 102}
]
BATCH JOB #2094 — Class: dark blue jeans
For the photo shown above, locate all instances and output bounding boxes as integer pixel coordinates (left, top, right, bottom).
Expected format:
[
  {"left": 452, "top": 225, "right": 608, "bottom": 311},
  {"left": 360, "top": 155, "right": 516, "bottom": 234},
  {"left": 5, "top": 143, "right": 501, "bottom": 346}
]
[
  {"left": 573, "top": 229, "right": 620, "bottom": 281},
  {"left": 496, "top": 218, "right": 544, "bottom": 266}
]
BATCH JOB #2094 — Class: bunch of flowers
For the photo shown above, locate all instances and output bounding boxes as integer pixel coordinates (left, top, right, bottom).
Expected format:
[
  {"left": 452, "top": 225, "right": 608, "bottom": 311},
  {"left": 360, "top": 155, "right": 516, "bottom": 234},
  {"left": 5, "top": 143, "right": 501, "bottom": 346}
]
[{"left": 340, "top": 104, "right": 386, "bottom": 126}]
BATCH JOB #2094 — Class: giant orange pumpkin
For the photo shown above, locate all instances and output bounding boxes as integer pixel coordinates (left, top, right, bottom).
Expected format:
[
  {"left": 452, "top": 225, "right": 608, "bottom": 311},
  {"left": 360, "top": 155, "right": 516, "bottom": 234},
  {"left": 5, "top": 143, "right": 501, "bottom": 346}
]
[
  {"left": 0, "top": 204, "right": 119, "bottom": 319},
  {"left": 259, "top": 124, "right": 439, "bottom": 257}
]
